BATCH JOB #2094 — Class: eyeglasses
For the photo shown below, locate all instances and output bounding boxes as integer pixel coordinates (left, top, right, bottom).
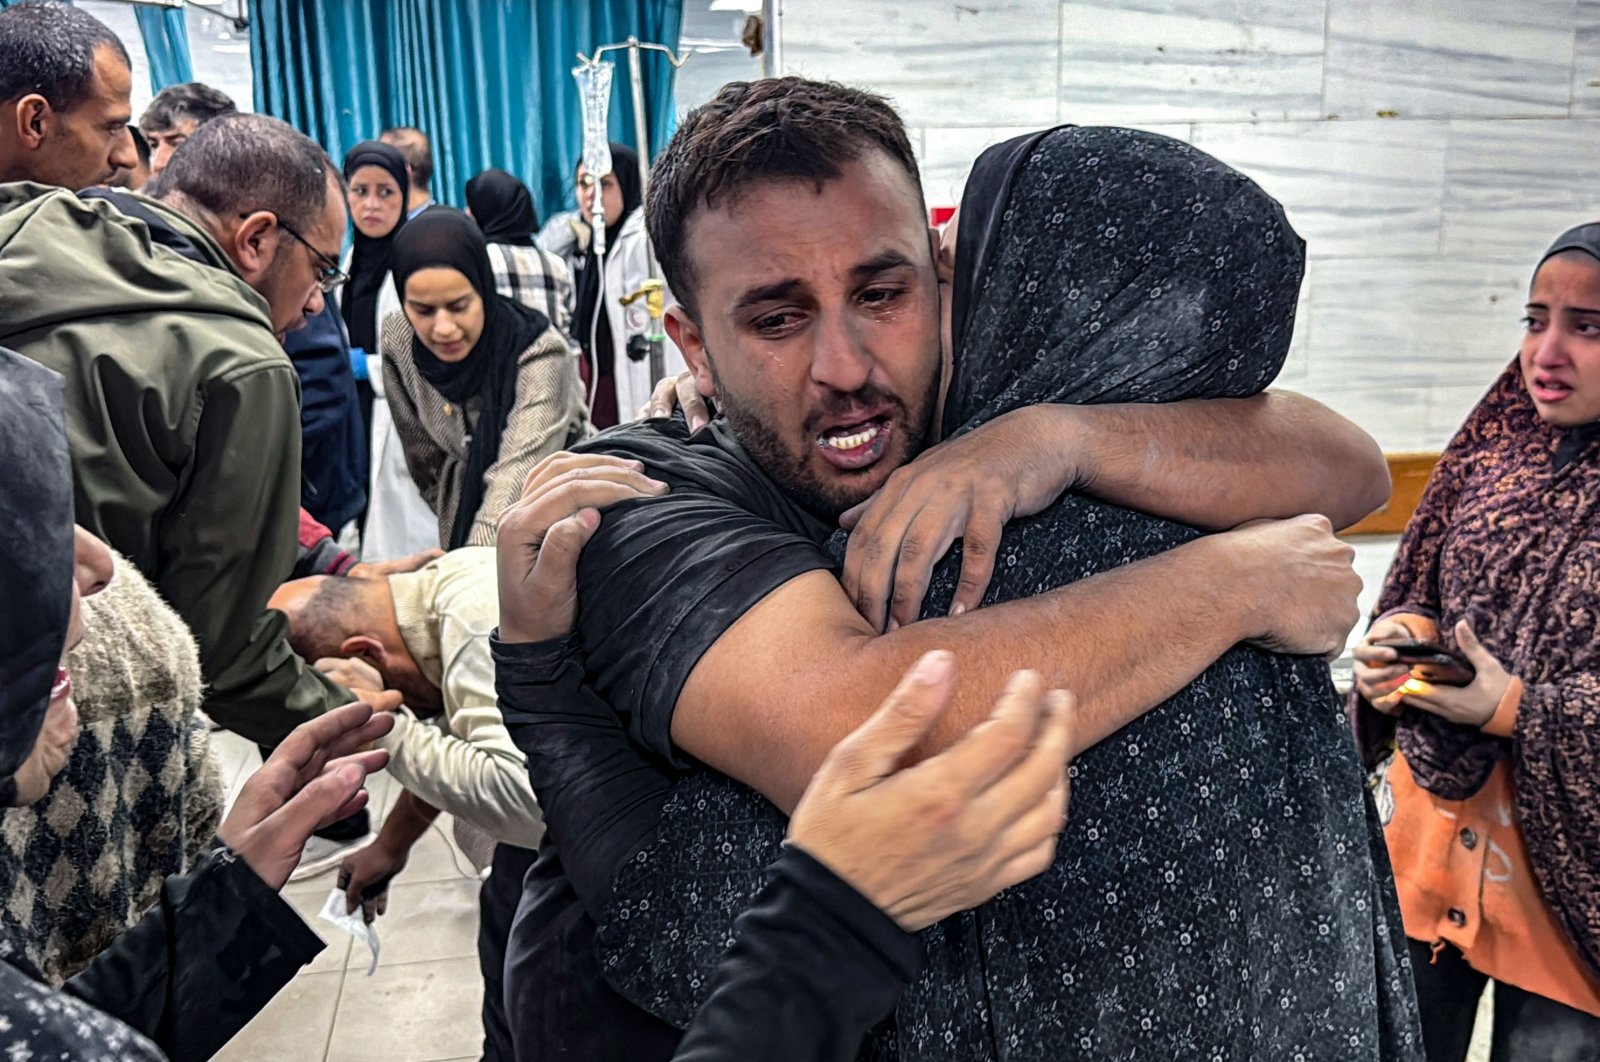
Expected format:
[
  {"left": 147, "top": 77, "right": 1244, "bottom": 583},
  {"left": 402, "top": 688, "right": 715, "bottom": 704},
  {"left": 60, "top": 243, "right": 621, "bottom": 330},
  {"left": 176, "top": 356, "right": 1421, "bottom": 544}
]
[
  {"left": 238, "top": 211, "right": 349, "bottom": 293},
  {"left": 277, "top": 218, "right": 349, "bottom": 293}
]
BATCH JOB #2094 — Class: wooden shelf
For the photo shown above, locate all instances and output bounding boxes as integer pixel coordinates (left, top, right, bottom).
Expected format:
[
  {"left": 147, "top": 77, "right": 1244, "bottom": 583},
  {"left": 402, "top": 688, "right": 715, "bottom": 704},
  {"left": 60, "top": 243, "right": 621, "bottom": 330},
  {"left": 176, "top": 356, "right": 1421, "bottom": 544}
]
[{"left": 1343, "top": 452, "right": 1440, "bottom": 536}]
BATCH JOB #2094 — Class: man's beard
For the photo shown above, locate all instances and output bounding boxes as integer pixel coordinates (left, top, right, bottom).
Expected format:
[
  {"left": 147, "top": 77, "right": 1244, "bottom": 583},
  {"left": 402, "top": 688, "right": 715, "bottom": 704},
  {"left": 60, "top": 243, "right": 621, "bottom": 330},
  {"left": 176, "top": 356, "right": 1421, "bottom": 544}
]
[{"left": 707, "top": 355, "right": 938, "bottom": 520}]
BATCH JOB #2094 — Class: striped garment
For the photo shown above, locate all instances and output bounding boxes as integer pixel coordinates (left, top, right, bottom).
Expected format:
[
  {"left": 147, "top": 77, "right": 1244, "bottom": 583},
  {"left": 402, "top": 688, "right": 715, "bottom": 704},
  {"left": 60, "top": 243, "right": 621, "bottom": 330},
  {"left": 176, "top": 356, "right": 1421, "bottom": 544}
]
[
  {"left": 489, "top": 241, "right": 576, "bottom": 344},
  {"left": 380, "top": 310, "right": 591, "bottom": 548}
]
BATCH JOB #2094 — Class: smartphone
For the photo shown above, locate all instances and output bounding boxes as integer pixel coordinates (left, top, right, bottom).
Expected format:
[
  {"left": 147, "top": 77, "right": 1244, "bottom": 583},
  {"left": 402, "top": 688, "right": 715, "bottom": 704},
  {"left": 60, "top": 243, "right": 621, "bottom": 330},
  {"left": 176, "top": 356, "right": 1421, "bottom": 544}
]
[{"left": 1381, "top": 640, "right": 1477, "bottom": 688}]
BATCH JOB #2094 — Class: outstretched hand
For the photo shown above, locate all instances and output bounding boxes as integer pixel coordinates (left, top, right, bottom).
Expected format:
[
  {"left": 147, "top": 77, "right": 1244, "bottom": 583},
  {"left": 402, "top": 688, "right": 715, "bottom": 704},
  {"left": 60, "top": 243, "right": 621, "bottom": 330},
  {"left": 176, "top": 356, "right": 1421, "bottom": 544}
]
[
  {"left": 787, "top": 650, "right": 1073, "bottom": 932},
  {"left": 218, "top": 702, "right": 394, "bottom": 891}
]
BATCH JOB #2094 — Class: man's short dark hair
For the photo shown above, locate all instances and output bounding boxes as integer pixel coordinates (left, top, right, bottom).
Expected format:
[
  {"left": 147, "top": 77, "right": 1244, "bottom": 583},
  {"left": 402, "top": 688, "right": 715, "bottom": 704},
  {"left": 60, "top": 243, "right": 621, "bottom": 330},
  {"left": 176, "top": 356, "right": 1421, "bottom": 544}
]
[
  {"left": 380, "top": 126, "right": 433, "bottom": 190},
  {"left": 140, "top": 81, "right": 236, "bottom": 135},
  {"left": 147, "top": 113, "right": 336, "bottom": 234},
  {"left": 645, "top": 77, "right": 922, "bottom": 316},
  {"left": 0, "top": 0, "right": 130, "bottom": 110}
]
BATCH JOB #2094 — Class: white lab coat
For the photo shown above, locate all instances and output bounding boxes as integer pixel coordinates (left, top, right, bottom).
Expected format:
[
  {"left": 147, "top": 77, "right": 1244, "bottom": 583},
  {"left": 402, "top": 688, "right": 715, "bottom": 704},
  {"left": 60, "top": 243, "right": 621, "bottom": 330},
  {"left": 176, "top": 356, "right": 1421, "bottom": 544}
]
[
  {"left": 341, "top": 254, "right": 439, "bottom": 560},
  {"left": 587, "top": 210, "right": 687, "bottom": 420}
]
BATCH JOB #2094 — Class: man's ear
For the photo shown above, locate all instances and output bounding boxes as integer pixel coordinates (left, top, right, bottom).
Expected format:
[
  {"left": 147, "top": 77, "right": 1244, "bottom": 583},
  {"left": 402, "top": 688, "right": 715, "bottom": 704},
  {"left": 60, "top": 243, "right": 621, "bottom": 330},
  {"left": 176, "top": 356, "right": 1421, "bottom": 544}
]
[
  {"left": 230, "top": 210, "right": 279, "bottom": 280},
  {"left": 665, "top": 305, "right": 717, "bottom": 399},
  {"left": 339, "top": 635, "right": 389, "bottom": 669},
  {"left": 14, "top": 95, "right": 50, "bottom": 150}
]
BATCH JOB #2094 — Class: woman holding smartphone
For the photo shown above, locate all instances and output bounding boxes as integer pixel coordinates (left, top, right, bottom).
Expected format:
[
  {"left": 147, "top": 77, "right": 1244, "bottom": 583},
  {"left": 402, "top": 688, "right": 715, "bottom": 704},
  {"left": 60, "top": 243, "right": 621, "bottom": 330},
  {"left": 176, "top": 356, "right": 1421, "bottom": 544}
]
[{"left": 1351, "top": 223, "right": 1600, "bottom": 1061}]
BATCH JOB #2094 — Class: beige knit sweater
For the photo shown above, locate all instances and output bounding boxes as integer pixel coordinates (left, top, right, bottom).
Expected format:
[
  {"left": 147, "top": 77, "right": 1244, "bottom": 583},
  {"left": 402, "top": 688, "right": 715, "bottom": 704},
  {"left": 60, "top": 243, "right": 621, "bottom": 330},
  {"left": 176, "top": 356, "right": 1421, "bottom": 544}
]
[
  {"left": 0, "top": 554, "right": 222, "bottom": 983},
  {"left": 380, "top": 311, "right": 590, "bottom": 547}
]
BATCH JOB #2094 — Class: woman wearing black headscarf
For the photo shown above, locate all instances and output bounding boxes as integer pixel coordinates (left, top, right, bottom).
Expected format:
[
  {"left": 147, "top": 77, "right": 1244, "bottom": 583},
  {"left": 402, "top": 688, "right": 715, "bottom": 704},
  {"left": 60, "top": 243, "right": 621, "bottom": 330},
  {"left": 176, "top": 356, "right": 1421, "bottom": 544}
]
[
  {"left": 863, "top": 122, "right": 1418, "bottom": 1062},
  {"left": 570, "top": 142, "right": 686, "bottom": 428},
  {"left": 0, "top": 349, "right": 393, "bottom": 1062},
  {"left": 342, "top": 140, "right": 410, "bottom": 359},
  {"left": 382, "top": 208, "right": 589, "bottom": 549},
  {"left": 1350, "top": 225, "right": 1600, "bottom": 1057},
  {"left": 467, "top": 168, "right": 576, "bottom": 339},
  {"left": 541, "top": 127, "right": 1420, "bottom": 1060},
  {"left": 344, "top": 140, "right": 439, "bottom": 560}
]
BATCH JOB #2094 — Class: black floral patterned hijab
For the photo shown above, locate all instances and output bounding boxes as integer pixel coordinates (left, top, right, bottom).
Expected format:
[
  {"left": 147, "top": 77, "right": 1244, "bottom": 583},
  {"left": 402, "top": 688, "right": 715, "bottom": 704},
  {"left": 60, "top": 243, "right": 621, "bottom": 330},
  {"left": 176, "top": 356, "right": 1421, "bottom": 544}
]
[
  {"left": 944, "top": 125, "right": 1304, "bottom": 438},
  {"left": 0, "top": 348, "right": 73, "bottom": 807}
]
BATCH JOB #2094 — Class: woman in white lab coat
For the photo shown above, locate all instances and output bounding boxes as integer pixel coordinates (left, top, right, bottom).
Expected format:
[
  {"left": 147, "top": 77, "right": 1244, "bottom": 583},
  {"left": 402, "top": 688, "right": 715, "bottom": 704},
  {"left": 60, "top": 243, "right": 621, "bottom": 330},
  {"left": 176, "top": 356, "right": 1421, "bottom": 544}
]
[{"left": 569, "top": 142, "right": 686, "bottom": 429}]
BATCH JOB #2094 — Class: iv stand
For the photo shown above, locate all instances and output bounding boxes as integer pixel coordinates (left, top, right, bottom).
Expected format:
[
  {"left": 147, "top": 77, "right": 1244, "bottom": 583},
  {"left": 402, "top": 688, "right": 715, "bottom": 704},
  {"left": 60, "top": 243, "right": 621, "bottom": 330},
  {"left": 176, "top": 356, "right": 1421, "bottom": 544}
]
[{"left": 576, "top": 39, "right": 691, "bottom": 389}]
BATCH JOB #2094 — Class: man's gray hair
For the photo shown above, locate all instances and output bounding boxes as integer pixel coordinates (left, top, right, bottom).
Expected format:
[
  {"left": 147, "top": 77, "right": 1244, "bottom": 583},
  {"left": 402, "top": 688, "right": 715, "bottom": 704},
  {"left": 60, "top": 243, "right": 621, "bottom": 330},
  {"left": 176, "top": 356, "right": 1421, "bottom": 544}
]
[
  {"left": 147, "top": 113, "right": 336, "bottom": 234},
  {"left": 0, "top": 0, "right": 130, "bottom": 110}
]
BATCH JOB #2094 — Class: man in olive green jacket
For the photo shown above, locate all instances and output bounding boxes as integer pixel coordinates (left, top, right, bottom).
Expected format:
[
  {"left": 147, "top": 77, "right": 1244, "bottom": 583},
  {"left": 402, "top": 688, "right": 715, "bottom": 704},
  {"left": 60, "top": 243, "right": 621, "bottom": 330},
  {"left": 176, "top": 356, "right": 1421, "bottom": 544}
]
[{"left": 0, "top": 115, "right": 354, "bottom": 746}]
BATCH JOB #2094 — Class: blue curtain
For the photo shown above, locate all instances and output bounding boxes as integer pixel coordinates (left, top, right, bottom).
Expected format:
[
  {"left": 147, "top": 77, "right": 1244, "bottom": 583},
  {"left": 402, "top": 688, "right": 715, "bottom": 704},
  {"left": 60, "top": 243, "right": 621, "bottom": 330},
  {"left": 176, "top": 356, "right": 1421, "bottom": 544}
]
[
  {"left": 133, "top": 6, "right": 193, "bottom": 93},
  {"left": 249, "top": 0, "right": 684, "bottom": 221}
]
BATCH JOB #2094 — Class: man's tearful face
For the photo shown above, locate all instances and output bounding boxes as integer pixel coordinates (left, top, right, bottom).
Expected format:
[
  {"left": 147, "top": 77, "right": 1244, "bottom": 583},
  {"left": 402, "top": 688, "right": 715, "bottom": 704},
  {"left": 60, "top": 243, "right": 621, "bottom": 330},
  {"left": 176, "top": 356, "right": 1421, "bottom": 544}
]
[{"left": 669, "top": 151, "right": 941, "bottom": 519}]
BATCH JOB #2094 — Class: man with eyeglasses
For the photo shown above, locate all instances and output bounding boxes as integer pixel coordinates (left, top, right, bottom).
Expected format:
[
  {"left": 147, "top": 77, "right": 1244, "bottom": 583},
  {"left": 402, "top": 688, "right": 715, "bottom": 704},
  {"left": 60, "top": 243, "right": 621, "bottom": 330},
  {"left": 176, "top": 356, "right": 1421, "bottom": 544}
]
[{"left": 0, "top": 113, "right": 379, "bottom": 754}]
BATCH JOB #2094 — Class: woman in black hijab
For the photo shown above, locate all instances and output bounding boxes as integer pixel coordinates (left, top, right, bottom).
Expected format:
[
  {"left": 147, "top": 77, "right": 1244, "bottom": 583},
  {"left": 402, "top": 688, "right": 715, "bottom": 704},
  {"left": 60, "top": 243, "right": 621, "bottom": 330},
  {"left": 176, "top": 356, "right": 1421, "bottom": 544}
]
[
  {"left": 383, "top": 208, "right": 588, "bottom": 549},
  {"left": 346, "top": 140, "right": 439, "bottom": 558},
  {"left": 341, "top": 140, "right": 411, "bottom": 359},
  {"left": 571, "top": 142, "right": 644, "bottom": 428},
  {"left": 0, "top": 349, "right": 394, "bottom": 1062},
  {"left": 467, "top": 167, "right": 540, "bottom": 244},
  {"left": 468, "top": 167, "right": 577, "bottom": 338},
  {"left": 576, "top": 128, "right": 1421, "bottom": 1060}
]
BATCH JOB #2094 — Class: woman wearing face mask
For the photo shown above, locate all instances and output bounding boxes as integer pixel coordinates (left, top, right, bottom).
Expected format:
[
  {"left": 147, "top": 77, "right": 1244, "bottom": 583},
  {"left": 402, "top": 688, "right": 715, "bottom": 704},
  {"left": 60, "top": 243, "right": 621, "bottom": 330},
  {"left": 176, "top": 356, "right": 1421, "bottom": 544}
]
[
  {"left": 570, "top": 143, "right": 686, "bottom": 429},
  {"left": 382, "top": 208, "right": 590, "bottom": 549},
  {"left": 1351, "top": 225, "right": 1600, "bottom": 1061},
  {"left": 343, "top": 140, "right": 439, "bottom": 562},
  {"left": 0, "top": 350, "right": 393, "bottom": 1062}
]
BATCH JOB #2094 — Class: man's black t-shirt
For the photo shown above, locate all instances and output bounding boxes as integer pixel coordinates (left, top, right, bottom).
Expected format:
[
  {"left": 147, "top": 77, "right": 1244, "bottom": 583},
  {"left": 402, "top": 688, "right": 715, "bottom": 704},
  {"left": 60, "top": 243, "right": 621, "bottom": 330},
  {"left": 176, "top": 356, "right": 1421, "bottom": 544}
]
[
  {"left": 569, "top": 417, "right": 837, "bottom": 765},
  {"left": 499, "top": 415, "right": 849, "bottom": 1062}
]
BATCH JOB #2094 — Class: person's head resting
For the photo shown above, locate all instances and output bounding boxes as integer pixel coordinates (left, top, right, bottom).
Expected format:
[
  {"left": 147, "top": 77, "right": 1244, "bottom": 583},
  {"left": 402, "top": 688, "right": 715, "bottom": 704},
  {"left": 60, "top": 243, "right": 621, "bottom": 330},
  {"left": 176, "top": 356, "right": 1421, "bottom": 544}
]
[
  {"left": 0, "top": 0, "right": 136, "bottom": 189},
  {"left": 344, "top": 140, "right": 409, "bottom": 241},
  {"left": 146, "top": 113, "right": 347, "bottom": 341},
  {"left": 648, "top": 77, "right": 940, "bottom": 519},
  {"left": 138, "top": 80, "right": 236, "bottom": 175},
  {"left": 269, "top": 575, "right": 441, "bottom": 712},
  {"left": 0, "top": 350, "right": 115, "bottom": 807},
  {"left": 391, "top": 208, "right": 496, "bottom": 364},
  {"left": 380, "top": 125, "right": 433, "bottom": 208},
  {"left": 1524, "top": 223, "right": 1600, "bottom": 429},
  {"left": 107, "top": 124, "right": 150, "bottom": 191}
]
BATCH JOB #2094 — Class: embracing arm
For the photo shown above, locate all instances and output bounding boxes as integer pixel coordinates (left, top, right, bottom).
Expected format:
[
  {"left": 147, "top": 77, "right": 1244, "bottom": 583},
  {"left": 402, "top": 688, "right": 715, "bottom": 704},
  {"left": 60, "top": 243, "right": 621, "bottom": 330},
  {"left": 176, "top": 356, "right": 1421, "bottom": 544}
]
[
  {"left": 842, "top": 392, "right": 1385, "bottom": 632},
  {"left": 1062, "top": 391, "right": 1389, "bottom": 531},
  {"left": 675, "top": 517, "right": 1354, "bottom": 812}
]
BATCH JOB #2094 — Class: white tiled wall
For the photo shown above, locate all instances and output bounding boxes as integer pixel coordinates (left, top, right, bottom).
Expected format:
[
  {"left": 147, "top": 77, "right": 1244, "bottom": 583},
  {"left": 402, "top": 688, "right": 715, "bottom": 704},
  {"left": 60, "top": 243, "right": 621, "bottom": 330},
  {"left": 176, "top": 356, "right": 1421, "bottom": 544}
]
[{"left": 776, "top": 0, "right": 1600, "bottom": 450}]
